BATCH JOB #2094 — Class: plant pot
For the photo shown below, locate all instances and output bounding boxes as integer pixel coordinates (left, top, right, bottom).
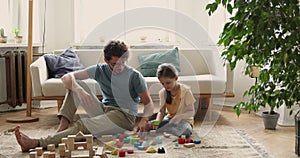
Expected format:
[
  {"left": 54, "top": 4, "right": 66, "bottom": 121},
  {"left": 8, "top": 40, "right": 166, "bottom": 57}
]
[
  {"left": 14, "top": 36, "right": 23, "bottom": 43},
  {"left": 0, "top": 36, "right": 7, "bottom": 43},
  {"left": 262, "top": 111, "right": 280, "bottom": 130},
  {"left": 250, "top": 66, "right": 260, "bottom": 78}
]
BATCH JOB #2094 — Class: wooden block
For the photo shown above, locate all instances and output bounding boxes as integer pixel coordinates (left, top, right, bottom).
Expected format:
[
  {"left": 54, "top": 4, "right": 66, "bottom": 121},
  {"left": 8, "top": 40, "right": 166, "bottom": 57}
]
[
  {"left": 68, "top": 135, "right": 76, "bottom": 139},
  {"left": 194, "top": 139, "right": 201, "bottom": 144},
  {"left": 42, "top": 151, "right": 55, "bottom": 158},
  {"left": 111, "top": 148, "right": 118, "bottom": 155},
  {"left": 118, "top": 134, "right": 126, "bottom": 141},
  {"left": 184, "top": 143, "right": 195, "bottom": 148},
  {"left": 129, "top": 137, "right": 140, "bottom": 144},
  {"left": 117, "top": 141, "right": 124, "bottom": 148},
  {"left": 118, "top": 150, "right": 126, "bottom": 157},
  {"left": 74, "top": 141, "right": 87, "bottom": 150},
  {"left": 89, "top": 149, "right": 95, "bottom": 157},
  {"left": 43, "top": 151, "right": 50, "bottom": 158},
  {"left": 59, "top": 151, "right": 65, "bottom": 157},
  {"left": 86, "top": 137, "right": 93, "bottom": 150},
  {"left": 65, "top": 150, "right": 71, "bottom": 157},
  {"left": 127, "top": 148, "right": 134, "bottom": 154},
  {"left": 146, "top": 146, "right": 156, "bottom": 153},
  {"left": 178, "top": 138, "right": 185, "bottom": 144},
  {"left": 95, "top": 147, "right": 104, "bottom": 156},
  {"left": 157, "top": 147, "right": 165, "bottom": 153},
  {"left": 105, "top": 141, "right": 115, "bottom": 149},
  {"left": 137, "top": 145, "right": 144, "bottom": 150},
  {"left": 68, "top": 136, "right": 75, "bottom": 150},
  {"left": 185, "top": 138, "right": 193, "bottom": 143},
  {"left": 123, "top": 137, "right": 130, "bottom": 144},
  {"left": 61, "top": 138, "right": 68, "bottom": 145},
  {"left": 35, "top": 147, "right": 43, "bottom": 156},
  {"left": 85, "top": 134, "right": 93, "bottom": 140},
  {"left": 75, "top": 131, "right": 84, "bottom": 138},
  {"left": 58, "top": 143, "right": 66, "bottom": 151},
  {"left": 48, "top": 152, "right": 55, "bottom": 158},
  {"left": 142, "top": 141, "right": 149, "bottom": 147},
  {"left": 29, "top": 151, "right": 37, "bottom": 158},
  {"left": 47, "top": 144, "right": 55, "bottom": 151}
]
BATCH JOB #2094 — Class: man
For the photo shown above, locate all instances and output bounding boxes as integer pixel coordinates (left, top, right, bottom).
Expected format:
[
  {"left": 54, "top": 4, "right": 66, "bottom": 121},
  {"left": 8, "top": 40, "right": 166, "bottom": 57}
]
[{"left": 15, "top": 40, "right": 154, "bottom": 152}]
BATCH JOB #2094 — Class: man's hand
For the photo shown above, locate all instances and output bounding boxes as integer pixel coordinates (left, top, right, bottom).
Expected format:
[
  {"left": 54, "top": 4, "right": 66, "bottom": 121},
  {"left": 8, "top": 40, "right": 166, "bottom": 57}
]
[{"left": 136, "top": 118, "right": 148, "bottom": 137}]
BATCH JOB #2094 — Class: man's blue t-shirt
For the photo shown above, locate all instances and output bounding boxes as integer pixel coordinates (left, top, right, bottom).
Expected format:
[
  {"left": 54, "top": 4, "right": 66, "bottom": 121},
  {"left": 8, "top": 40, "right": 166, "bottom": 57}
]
[{"left": 86, "top": 63, "right": 147, "bottom": 116}]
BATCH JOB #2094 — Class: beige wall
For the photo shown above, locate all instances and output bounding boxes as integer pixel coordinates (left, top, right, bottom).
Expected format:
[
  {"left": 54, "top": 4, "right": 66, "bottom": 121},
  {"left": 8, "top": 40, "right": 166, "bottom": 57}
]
[{"left": 0, "top": 0, "right": 253, "bottom": 110}]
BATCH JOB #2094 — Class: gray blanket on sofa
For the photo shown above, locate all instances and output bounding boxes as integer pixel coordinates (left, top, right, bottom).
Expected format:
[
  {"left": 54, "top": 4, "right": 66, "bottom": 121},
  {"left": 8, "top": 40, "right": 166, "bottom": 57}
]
[{"left": 44, "top": 48, "right": 85, "bottom": 78}]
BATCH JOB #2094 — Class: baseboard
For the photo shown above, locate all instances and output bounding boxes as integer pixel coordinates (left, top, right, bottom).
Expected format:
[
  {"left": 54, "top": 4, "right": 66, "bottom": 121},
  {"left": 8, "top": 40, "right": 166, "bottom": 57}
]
[
  {"left": 0, "top": 101, "right": 57, "bottom": 112},
  {"left": 213, "top": 100, "right": 236, "bottom": 107},
  {"left": 0, "top": 103, "right": 27, "bottom": 112}
]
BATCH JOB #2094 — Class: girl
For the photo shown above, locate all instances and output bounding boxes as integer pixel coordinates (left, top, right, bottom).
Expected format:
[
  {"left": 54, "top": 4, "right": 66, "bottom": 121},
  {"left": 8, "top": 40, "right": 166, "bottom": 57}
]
[{"left": 154, "top": 63, "right": 195, "bottom": 138}]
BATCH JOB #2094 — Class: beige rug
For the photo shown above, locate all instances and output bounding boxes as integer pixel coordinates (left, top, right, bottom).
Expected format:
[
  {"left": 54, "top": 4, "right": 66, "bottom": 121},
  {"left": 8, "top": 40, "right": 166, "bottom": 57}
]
[
  {"left": 0, "top": 125, "right": 272, "bottom": 158},
  {"left": 174, "top": 125, "right": 272, "bottom": 158}
]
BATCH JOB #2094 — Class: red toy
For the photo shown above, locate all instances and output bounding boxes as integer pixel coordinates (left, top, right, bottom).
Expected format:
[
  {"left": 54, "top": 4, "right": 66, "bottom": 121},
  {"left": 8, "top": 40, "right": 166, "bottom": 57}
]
[
  {"left": 127, "top": 148, "right": 134, "bottom": 154},
  {"left": 117, "top": 141, "right": 124, "bottom": 148},
  {"left": 178, "top": 138, "right": 185, "bottom": 144},
  {"left": 185, "top": 138, "right": 193, "bottom": 143},
  {"left": 119, "top": 150, "right": 126, "bottom": 157},
  {"left": 119, "top": 134, "right": 126, "bottom": 141}
]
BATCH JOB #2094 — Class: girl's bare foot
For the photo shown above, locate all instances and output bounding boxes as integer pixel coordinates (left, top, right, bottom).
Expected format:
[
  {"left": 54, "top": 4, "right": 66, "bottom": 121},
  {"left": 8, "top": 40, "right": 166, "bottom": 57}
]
[
  {"left": 56, "top": 116, "right": 69, "bottom": 132},
  {"left": 14, "top": 125, "right": 39, "bottom": 152}
]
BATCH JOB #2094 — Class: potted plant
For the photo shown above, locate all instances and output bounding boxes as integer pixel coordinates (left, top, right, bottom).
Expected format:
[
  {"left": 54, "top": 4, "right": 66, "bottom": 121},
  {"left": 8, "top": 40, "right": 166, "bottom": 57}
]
[
  {"left": 248, "top": 66, "right": 279, "bottom": 129},
  {"left": 12, "top": 27, "right": 22, "bottom": 43},
  {"left": 206, "top": 0, "right": 299, "bottom": 130},
  {"left": 0, "top": 28, "right": 8, "bottom": 43}
]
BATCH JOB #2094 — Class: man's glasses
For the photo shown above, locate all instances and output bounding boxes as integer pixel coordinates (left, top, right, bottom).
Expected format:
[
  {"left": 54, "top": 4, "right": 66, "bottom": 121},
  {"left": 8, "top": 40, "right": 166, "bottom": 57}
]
[{"left": 108, "top": 60, "right": 126, "bottom": 68}]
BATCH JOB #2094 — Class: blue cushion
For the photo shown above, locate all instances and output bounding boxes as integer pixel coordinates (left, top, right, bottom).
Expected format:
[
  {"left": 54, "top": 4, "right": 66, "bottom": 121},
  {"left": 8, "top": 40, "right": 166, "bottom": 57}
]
[
  {"left": 44, "top": 48, "right": 85, "bottom": 78},
  {"left": 138, "top": 47, "right": 180, "bottom": 77}
]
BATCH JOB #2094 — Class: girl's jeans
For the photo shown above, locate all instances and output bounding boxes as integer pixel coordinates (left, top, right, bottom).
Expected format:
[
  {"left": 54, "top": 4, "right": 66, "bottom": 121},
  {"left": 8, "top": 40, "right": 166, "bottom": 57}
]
[{"left": 156, "top": 117, "right": 192, "bottom": 138}]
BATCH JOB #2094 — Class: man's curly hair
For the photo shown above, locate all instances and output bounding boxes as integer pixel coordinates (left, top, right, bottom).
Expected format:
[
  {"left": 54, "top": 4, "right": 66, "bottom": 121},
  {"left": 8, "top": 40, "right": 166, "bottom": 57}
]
[{"left": 104, "top": 40, "right": 129, "bottom": 61}]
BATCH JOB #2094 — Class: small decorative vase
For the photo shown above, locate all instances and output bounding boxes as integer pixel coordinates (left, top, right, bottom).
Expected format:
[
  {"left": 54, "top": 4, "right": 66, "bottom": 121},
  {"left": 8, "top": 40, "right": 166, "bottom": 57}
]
[
  {"left": 14, "top": 36, "right": 23, "bottom": 43},
  {"left": 0, "top": 36, "right": 7, "bottom": 43},
  {"left": 250, "top": 66, "right": 260, "bottom": 78}
]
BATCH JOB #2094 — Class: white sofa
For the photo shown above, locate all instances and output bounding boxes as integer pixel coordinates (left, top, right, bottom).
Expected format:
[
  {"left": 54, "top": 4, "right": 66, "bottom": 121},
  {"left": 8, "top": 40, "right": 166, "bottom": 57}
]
[{"left": 30, "top": 48, "right": 234, "bottom": 115}]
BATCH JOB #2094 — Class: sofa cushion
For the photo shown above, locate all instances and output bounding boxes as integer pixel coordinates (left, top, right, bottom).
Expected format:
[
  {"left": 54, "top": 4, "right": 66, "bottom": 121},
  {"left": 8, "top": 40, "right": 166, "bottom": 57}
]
[
  {"left": 42, "top": 78, "right": 102, "bottom": 96},
  {"left": 137, "top": 47, "right": 180, "bottom": 77},
  {"left": 44, "top": 48, "right": 85, "bottom": 78},
  {"left": 145, "top": 75, "right": 226, "bottom": 95}
]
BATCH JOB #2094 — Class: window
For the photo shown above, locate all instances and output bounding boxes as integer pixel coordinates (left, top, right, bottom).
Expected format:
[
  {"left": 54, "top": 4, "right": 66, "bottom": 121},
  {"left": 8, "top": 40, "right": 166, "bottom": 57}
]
[
  {"left": 0, "top": 0, "right": 13, "bottom": 37},
  {"left": 74, "top": 0, "right": 176, "bottom": 46},
  {"left": 73, "top": 0, "right": 220, "bottom": 48}
]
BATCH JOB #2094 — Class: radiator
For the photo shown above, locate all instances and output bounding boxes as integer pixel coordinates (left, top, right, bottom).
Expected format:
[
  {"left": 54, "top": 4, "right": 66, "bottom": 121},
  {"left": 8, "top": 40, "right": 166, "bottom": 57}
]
[{"left": 2, "top": 51, "right": 27, "bottom": 107}]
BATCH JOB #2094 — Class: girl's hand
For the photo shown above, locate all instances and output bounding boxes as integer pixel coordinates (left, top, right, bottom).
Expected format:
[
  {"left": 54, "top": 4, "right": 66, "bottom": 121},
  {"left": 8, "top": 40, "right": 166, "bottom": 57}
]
[{"left": 169, "top": 115, "right": 182, "bottom": 124}]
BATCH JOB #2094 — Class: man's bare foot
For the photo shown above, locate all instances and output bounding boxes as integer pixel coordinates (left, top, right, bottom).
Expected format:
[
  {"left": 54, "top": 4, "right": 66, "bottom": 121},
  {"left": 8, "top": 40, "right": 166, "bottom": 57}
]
[
  {"left": 14, "top": 125, "right": 39, "bottom": 152},
  {"left": 56, "top": 116, "right": 70, "bottom": 132}
]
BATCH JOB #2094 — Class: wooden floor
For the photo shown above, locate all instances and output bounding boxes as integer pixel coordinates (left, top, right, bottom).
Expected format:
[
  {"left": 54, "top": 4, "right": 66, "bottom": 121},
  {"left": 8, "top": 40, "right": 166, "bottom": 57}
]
[{"left": 0, "top": 105, "right": 297, "bottom": 158}]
